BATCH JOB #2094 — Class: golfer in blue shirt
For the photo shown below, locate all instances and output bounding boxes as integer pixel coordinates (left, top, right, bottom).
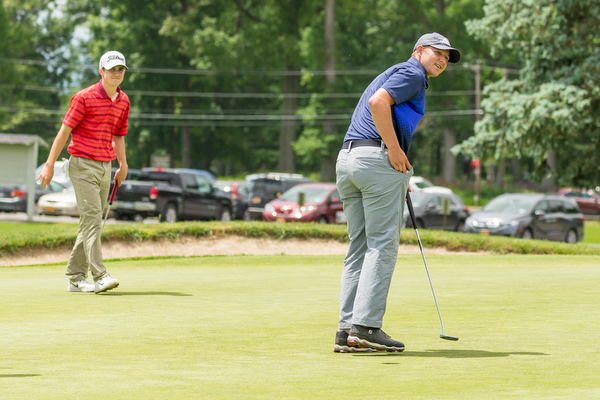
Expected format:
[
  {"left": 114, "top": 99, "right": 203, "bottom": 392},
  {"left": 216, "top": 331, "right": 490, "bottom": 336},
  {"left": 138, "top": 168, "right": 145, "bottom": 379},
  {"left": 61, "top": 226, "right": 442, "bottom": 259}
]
[{"left": 334, "top": 33, "right": 461, "bottom": 353}]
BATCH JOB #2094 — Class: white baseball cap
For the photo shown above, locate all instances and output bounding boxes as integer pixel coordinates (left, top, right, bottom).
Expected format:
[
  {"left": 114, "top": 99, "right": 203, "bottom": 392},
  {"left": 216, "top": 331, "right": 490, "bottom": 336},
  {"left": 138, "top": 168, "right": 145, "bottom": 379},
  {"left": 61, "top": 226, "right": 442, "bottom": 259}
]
[{"left": 99, "top": 51, "right": 128, "bottom": 70}]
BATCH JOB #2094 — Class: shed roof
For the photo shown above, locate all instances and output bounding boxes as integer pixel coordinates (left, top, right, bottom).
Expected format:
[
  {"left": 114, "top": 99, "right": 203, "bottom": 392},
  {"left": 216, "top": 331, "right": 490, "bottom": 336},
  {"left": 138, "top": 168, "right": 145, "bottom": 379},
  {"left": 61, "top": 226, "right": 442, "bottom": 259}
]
[{"left": 0, "top": 134, "right": 48, "bottom": 147}]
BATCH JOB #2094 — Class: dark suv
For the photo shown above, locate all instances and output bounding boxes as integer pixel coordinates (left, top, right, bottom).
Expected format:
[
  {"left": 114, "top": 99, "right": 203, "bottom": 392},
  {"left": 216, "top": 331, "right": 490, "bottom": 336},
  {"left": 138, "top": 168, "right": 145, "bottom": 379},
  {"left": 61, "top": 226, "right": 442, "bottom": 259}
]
[
  {"left": 464, "top": 194, "right": 585, "bottom": 243},
  {"left": 245, "top": 173, "right": 312, "bottom": 220}
]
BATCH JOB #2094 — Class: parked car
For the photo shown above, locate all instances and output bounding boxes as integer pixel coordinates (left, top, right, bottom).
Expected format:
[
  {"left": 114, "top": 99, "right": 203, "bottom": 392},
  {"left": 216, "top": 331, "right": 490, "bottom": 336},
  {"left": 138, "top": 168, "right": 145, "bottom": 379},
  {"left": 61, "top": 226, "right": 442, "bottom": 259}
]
[
  {"left": 213, "top": 181, "right": 250, "bottom": 220},
  {"left": 402, "top": 191, "right": 469, "bottom": 231},
  {"left": 35, "top": 160, "right": 71, "bottom": 187},
  {"left": 464, "top": 193, "right": 584, "bottom": 243},
  {"left": 557, "top": 188, "right": 600, "bottom": 215},
  {"left": 0, "top": 180, "right": 68, "bottom": 213},
  {"left": 111, "top": 168, "right": 233, "bottom": 222},
  {"left": 246, "top": 173, "right": 312, "bottom": 220},
  {"left": 409, "top": 176, "right": 453, "bottom": 194},
  {"left": 262, "top": 183, "right": 344, "bottom": 224},
  {"left": 37, "top": 185, "right": 79, "bottom": 217}
]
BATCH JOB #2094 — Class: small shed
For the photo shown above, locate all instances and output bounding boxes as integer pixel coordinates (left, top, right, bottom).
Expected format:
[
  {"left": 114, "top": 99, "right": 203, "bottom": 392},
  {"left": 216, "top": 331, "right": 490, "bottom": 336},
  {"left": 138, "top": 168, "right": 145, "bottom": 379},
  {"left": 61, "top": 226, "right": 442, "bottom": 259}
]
[{"left": 0, "top": 134, "right": 49, "bottom": 221}]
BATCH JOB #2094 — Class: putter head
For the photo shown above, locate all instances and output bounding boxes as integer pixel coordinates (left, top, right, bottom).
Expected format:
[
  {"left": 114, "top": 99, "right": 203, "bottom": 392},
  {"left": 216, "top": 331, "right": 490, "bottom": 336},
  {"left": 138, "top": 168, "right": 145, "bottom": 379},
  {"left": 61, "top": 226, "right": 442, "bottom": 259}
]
[{"left": 440, "top": 334, "right": 459, "bottom": 341}]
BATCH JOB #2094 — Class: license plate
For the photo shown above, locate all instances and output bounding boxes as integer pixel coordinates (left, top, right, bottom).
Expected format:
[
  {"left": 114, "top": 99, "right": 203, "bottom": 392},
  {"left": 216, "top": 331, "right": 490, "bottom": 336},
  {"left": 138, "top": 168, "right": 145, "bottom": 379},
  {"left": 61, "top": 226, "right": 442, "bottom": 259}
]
[
  {"left": 479, "top": 230, "right": 490, "bottom": 236},
  {"left": 276, "top": 217, "right": 286, "bottom": 223},
  {"left": 252, "top": 197, "right": 262, "bottom": 204},
  {"left": 46, "top": 207, "right": 55, "bottom": 212}
]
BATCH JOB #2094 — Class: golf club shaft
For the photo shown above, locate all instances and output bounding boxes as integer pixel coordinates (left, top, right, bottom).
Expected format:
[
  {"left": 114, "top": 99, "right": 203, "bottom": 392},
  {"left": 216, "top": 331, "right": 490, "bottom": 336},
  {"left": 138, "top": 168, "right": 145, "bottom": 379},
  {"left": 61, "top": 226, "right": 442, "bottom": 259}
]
[
  {"left": 406, "top": 192, "right": 454, "bottom": 339},
  {"left": 102, "top": 182, "right": 118, "bottom": 233}
]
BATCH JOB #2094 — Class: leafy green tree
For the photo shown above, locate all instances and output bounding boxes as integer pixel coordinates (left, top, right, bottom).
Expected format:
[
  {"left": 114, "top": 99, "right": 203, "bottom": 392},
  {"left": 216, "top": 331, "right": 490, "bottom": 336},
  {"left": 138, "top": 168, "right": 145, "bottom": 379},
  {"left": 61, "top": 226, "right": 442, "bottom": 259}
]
[
  {"left": 453, "top": 0, "right": 600, "bottom": 189},
  {"left": 0, "top": 0, "right": 72, "bottom": 160}
]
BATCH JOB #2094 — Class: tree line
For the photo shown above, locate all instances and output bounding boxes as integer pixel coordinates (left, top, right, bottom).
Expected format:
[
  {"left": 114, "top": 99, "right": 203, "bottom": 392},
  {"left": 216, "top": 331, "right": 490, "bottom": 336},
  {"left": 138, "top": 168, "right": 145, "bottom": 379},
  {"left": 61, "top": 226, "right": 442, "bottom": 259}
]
[{"left": 1, "top": 0, "right": 598, "bottom": 189}]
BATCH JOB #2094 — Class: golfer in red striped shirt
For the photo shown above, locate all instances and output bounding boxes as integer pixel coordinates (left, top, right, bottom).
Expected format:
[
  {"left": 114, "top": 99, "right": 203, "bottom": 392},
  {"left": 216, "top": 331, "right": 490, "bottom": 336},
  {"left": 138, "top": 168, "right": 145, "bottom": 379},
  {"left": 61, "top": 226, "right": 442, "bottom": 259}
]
[{"left": 39, "top": 51, "right": 130, "bottom": 294}]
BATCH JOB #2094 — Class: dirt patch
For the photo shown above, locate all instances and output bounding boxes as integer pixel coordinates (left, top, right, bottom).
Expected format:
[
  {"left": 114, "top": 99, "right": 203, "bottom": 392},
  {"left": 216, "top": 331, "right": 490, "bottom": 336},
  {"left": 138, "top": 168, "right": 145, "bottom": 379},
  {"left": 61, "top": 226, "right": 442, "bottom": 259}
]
[{"left": 0, "top": 236, "right": 486, "bottom": 267}]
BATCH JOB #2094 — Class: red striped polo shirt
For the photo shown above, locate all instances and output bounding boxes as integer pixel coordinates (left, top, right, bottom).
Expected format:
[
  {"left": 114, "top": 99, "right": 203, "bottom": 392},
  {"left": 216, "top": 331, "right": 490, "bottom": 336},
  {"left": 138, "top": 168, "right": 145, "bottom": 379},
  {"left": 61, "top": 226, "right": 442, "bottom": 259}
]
[{"left": 64, "top": 80, "right": 130, "bottom": 161}]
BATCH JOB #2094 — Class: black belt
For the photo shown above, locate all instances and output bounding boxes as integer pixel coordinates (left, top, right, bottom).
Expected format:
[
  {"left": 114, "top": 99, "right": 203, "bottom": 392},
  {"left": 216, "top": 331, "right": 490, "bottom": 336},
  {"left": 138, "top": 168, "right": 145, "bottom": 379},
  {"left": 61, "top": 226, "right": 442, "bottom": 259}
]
[{"left": 342, "top": 139, "right": 385, "bottom": 150}]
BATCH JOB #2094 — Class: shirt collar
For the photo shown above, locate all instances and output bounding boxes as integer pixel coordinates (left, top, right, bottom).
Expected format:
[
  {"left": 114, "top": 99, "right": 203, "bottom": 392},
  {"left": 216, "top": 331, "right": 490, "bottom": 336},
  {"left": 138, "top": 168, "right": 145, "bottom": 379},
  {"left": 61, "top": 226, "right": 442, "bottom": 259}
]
[
  {"left": 407, "top": 57, "right": 429, "bottom": 89},
  {"left": 95, "top": 80, "right": 121, "bottom": 101}
]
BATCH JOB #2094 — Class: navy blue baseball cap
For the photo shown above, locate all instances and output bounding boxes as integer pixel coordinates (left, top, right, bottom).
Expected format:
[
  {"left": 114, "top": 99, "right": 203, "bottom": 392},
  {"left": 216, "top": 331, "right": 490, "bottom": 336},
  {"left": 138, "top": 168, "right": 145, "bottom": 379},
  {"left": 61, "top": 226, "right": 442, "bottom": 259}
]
[{"left": 413, "top": 33, "right": 461, "bottom": 63}]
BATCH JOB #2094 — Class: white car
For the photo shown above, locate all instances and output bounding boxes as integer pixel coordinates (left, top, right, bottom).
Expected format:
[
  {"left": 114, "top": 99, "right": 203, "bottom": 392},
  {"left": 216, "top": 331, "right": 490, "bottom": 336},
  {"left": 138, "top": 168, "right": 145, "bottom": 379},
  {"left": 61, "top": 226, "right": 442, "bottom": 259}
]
[
  {"left": 37, "top": 185, "right": 79, "bottom": 217},
  {"left": 409, "top": 176, "right": 453, "bottom": 194}
]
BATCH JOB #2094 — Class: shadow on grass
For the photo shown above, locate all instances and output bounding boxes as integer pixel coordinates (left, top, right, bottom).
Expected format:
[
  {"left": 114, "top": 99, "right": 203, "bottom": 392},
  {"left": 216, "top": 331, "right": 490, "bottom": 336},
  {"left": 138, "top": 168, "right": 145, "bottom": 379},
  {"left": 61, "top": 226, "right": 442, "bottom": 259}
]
[
  {"left": 0, "top": 374, "right": 41, "bottom": 378},
  {"left": 97, "top": 291, "right": 192, "bottom": 296},
  {"left": 355, "top": 350, "right": 548, "bottom": 359}
]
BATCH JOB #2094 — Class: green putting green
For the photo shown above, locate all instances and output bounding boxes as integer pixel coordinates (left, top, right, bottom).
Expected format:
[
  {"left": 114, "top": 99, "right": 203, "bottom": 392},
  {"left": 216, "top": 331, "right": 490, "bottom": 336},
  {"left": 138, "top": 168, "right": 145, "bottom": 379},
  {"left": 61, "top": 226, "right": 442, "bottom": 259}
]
[{"left": 1, "top": 254, "right": 599, "bottom": 399}]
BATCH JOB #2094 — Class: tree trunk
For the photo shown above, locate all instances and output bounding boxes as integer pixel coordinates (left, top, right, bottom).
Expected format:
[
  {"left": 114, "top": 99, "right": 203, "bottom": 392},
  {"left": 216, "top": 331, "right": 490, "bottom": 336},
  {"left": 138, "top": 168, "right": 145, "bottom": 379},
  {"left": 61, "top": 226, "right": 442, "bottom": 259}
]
[
  {"left": 278, "top": 71, "right": 299, "bottom": 172},
  {"left": 443, "top": 128, "right": 457, "bottom": 184},
  {"left": 181, "top": 78, "right": 191, "bottom": 168},
  {"left": 511, "top": 157, "right": 522, "bottom": 185},
  {"left": 496, "top": 159, "right": 506, "bottom": 188},
  {"left": 320, "top": 0, "right": 337, "bottom": 182},
  {"left": 542, "top": 150, "right": 557, "bottom": 192}
]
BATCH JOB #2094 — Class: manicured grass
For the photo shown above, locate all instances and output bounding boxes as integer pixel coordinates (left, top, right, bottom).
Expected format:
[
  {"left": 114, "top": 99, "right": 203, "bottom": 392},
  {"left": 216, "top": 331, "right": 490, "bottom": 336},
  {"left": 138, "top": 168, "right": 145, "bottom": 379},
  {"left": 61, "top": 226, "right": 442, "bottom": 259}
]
[
  {"left": 2, "top": 254, "right": 600, "bottom": 399},
  {"left": 583, "top": 220, "right": 600, "bottom": 244}
]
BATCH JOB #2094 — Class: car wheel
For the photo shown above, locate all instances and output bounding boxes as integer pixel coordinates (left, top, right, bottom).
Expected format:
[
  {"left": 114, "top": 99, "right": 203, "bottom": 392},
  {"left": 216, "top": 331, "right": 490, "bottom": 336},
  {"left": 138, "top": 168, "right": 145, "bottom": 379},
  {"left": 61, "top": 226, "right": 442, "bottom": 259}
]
[
  {"left": 317, "top": 215, "right": 328, "bottom": 224},
  {"left": 565, "top": 229, "right": 578, "bottom": 244},
  {"left": 455, "top": 220, "right": 465, "bottom": 232},
  {"left": 133, "top": 214, "right": 144, "bottom": 223},
  {"left": 243, "top": 210, "right": 252, "bottom": 221},
  {"left": 161, "top": 203, "right": 178, "bottom": 223},
  {"left": 521, "top": 228, "right": 533, "bottom": 240},
  {"left": 218, "top": 207, "right": 232, "bottom": 221},
  {"left": 416, "top": 219, "right": 425, "bottom": 229}
]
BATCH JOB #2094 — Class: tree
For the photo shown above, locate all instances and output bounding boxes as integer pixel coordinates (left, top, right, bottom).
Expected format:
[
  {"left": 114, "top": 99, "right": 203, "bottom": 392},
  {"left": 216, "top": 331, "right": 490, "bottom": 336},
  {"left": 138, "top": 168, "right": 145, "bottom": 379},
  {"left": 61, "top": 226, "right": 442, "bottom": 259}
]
[{"left": 453, "top": 0, "right": 600, "bottom": 189}]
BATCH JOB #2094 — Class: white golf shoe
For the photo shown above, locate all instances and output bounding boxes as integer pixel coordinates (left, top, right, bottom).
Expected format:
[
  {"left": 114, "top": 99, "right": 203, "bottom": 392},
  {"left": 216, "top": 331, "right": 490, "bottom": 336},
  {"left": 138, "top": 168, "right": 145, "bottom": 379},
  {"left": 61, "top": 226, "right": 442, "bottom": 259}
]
[
  {"left": 94, "top": 274, "right": 119, "bottom": 294},
  {"left": 68, "top": 279, "right": 95, "bottom": 292}
]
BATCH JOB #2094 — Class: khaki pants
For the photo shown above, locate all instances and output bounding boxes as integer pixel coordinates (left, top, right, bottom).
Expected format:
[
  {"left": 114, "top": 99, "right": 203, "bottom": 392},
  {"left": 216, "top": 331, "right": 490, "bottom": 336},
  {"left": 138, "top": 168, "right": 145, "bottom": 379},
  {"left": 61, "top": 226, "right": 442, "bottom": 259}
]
[{"left": 66, "top": 156, "right": 111, "bottom": 282}]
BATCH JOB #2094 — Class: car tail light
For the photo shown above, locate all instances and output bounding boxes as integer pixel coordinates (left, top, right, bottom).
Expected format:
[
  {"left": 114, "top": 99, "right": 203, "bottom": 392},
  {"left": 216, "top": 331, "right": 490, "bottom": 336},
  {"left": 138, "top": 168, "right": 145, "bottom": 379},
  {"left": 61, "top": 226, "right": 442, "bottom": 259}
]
[
  {"left": 580, "top": 216, "right": 585, "bottom": 222},
  {"left": 464, "top": 206, "right": 470, "bottom": 215},
  {"left": 154, "top": 168, "right": 165, "bottom": 172},
  {"left": 231, "top": 182, "right": 240, "bottom": 200},
  {"left": 150, "top": 187, "right": 159, "bottom": 200},
  {"left": 10, "top": 189, "right": 26, "bottom": 198}
]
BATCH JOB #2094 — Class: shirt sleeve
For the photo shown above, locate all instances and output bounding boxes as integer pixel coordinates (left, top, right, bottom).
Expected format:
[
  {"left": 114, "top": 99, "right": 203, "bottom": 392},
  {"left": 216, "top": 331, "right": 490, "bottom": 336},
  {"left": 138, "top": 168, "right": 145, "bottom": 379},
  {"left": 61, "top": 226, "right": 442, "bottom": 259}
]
[
  {"left": 62, "top": 94, "right": 86, "bottom": 129},
  {"left": 381, "top": 66, "right": 424, "bottom": 105},
  {"left": 115, "top": 103, "right": 130, "bottom": 137}
]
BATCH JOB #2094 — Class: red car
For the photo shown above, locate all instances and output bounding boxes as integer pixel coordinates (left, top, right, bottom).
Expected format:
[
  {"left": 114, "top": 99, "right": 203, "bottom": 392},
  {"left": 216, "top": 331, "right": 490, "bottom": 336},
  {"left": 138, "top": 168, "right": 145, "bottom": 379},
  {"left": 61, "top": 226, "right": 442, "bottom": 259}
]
[
  {"left": 262, "top": 183, "right": 345, "bottom": 224},
  {"left": 557, "top": 188, "right": 600, "bottom": 215}
]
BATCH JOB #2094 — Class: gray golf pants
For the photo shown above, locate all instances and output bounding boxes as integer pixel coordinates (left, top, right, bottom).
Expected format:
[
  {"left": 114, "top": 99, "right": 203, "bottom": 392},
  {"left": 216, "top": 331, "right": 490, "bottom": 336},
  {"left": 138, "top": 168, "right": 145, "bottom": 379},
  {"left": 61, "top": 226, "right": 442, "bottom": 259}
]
[
  {"left": 336, "top": 144, "right": 412, "bottom": 329},
  {"left": 66, "top": 156, "right": 111, "bottom": 282}
]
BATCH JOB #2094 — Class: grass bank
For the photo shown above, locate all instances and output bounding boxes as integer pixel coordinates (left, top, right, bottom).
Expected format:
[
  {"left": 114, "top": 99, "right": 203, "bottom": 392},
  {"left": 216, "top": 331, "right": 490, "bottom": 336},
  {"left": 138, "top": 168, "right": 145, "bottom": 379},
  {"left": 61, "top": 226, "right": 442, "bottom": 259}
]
[{"left": 1, "top": 220, "right": 600, "bottom": 258}]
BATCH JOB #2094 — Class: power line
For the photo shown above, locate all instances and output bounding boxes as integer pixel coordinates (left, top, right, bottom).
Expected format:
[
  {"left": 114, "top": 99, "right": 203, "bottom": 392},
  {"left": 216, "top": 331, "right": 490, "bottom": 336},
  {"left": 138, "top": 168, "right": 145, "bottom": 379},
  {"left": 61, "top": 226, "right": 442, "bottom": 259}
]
[
  {"left": 0, "top": 57, "right": 520, "bottom": 76},
  {"left": 0, "top": 83, "right": 478, "bottom": 99}
]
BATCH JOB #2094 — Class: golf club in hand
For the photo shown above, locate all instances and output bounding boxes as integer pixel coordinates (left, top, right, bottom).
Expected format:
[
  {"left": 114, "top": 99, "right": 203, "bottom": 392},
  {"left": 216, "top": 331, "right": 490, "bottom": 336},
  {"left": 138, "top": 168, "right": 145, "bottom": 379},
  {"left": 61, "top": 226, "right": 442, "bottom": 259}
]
[
  {"left": 406, "top": 192, "right": 459, "bottom": 341},
  {"left": 102, "top": 182, "right": 118, "bottom": 233}
]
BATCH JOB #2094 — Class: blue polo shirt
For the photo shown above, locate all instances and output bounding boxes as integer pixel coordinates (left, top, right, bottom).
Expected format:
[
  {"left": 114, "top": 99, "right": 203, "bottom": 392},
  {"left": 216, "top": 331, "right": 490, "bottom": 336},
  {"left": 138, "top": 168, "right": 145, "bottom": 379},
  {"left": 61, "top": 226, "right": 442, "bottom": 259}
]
[{"left": 343, "top": 57, "right": 428, "bottom": 154}]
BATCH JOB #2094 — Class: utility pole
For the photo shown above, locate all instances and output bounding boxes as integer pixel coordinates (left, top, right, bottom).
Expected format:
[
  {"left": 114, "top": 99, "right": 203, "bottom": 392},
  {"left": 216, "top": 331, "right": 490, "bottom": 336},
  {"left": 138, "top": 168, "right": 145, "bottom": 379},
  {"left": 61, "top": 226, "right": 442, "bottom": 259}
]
[{"left": 474, "top": 59, "right": 481, "bottom": 206}]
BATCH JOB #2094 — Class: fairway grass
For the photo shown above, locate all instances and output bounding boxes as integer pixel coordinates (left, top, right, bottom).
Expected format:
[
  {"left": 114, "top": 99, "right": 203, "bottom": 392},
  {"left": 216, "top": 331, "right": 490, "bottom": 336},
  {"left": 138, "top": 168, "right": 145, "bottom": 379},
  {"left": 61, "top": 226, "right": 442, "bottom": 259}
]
[{"left": 2, "top": 254, "right": 600, "bottom": 399}]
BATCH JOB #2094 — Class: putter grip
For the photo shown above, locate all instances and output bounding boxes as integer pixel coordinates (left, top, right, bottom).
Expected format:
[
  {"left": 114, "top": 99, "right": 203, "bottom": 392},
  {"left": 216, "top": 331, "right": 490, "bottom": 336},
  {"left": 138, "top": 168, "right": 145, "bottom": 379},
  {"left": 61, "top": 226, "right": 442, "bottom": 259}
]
[
  {"left": 109, "top": 182, "right": 118, "bottom": 204},
  {"left": 406, "top": 192, "right": 418, "bottom": 228}
]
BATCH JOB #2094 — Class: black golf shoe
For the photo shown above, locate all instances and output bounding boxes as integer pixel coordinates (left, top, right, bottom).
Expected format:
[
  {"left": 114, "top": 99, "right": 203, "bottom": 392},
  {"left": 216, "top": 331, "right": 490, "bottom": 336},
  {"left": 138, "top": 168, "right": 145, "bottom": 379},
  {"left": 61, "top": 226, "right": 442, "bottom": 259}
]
[
  {"left": 334, "top": 330, "right": 375, "bottom": 353},
  {"left": 347, "top": 325, "right": 405, "bottom": 352}
]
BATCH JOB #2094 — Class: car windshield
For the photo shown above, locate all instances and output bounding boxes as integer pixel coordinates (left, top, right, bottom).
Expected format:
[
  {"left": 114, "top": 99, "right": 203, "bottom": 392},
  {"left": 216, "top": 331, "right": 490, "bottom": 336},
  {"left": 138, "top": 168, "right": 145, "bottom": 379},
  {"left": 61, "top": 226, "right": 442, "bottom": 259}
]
[
  {"left": 279, "top": 186, "right": 330, "bottom": 203},
  {"left": 412, "top": 178, "right": 434, "bottom": 189},
  {"left": 481, "top": 196, "right": 538, "bottom": 214},
  {"left": 409, "top": 192, "right": 428, "bottom": 207}
]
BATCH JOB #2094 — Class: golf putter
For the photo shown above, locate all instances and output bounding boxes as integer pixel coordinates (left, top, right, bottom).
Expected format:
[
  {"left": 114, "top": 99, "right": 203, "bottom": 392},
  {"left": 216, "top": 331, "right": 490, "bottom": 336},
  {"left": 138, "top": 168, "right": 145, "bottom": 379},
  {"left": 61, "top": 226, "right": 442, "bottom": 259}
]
[
  {"left": 102, "top": 182, "right": 118, "bottom": 233},
  {"left": 406, "top": 192, "right": 459, "bottom": 341}
]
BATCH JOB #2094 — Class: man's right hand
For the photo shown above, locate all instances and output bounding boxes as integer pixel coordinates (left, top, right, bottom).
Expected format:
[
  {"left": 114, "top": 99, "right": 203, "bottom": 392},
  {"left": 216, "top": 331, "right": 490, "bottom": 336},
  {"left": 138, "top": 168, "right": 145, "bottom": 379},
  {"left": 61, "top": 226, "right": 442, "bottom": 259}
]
[
  {"left": 38, "top": 164, "right": 54, "bottom": 190},
  {"left": 388, "top": 147, "right": 412, "bottom": 174}
]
